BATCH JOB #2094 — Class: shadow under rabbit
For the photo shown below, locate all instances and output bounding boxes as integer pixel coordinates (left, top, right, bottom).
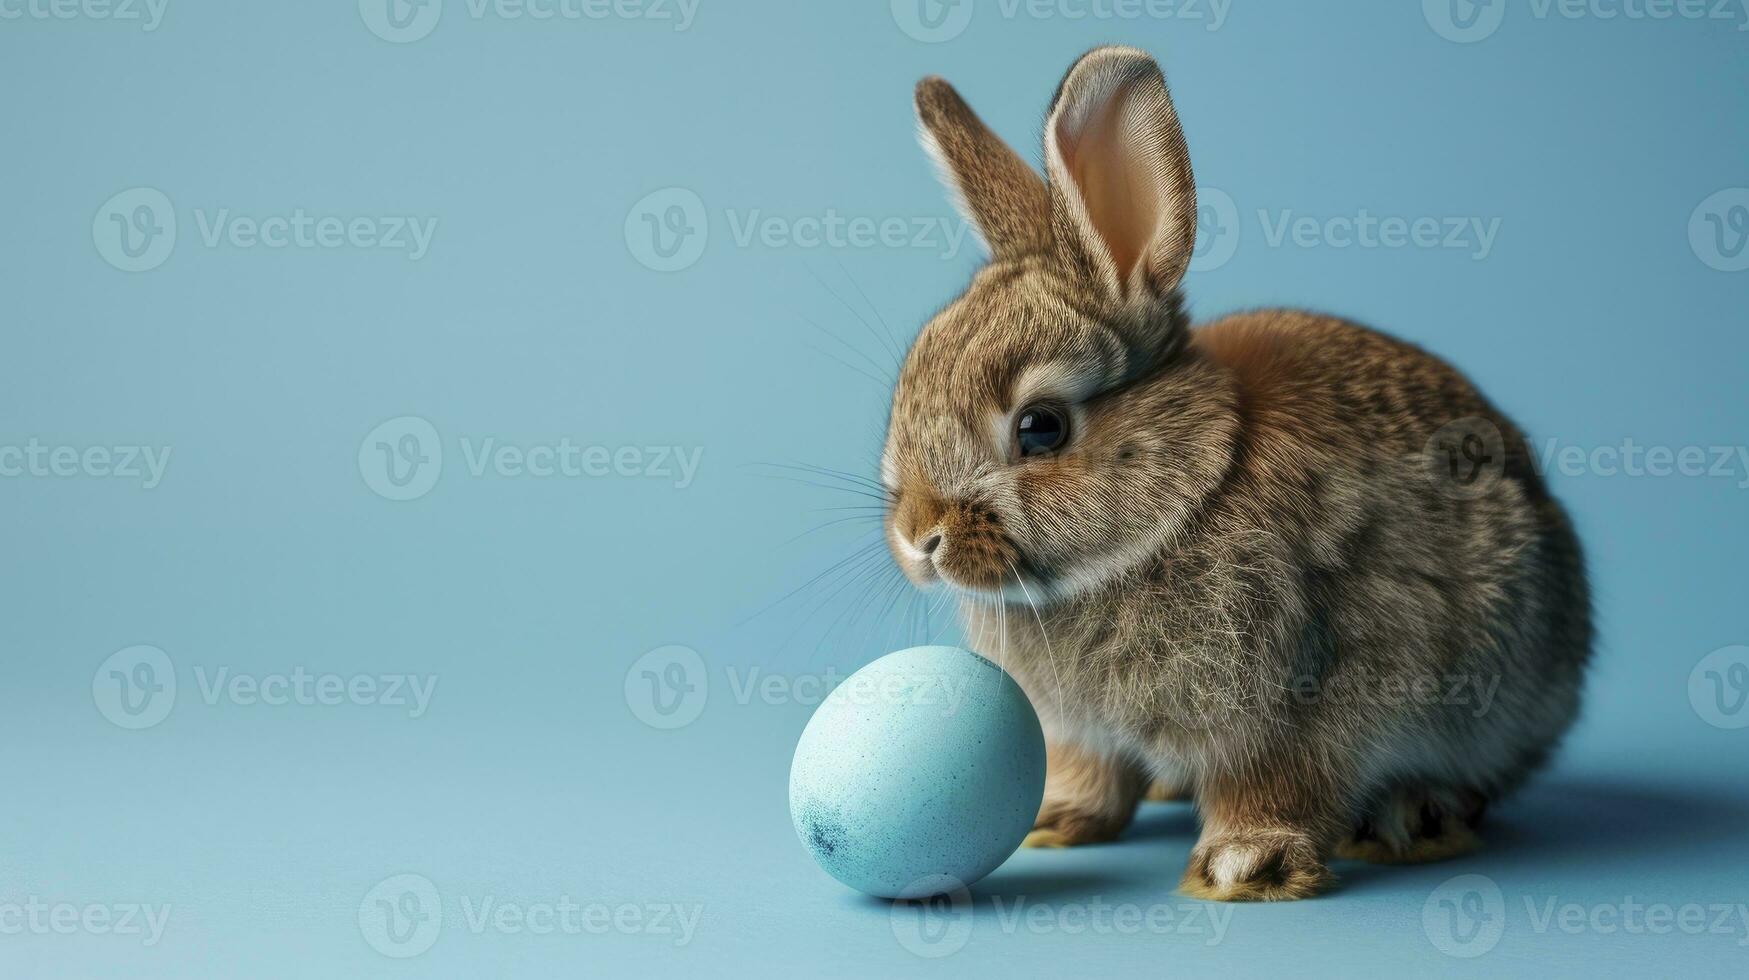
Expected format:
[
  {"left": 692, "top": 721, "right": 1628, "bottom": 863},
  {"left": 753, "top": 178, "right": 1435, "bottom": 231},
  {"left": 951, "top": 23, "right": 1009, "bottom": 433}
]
[
  {"left": 1003, "top": 776, "right": 1749, "bottom": 900},
  {"left": 1332, "top": 776, "right": 1749, "bottom": 891}
]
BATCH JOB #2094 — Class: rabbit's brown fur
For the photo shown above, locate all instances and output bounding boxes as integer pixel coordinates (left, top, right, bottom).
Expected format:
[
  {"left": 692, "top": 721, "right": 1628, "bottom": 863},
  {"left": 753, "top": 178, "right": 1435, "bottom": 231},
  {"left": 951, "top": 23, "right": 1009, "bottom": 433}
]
[{"left": 882, "top": 47, "right": 1591, "bottom": 901}]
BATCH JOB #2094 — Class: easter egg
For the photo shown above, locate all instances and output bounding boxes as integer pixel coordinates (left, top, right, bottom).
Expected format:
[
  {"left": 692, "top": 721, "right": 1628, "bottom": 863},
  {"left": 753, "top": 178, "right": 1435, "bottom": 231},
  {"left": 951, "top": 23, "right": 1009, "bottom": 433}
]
[{"left": 789, "top": 645, "right": 1047, "bottom": 899}]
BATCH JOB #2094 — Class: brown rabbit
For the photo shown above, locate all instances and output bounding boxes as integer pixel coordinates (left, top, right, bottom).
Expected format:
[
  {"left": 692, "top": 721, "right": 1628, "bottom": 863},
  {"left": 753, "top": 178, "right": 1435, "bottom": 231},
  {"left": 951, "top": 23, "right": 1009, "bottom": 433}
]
[{"left": 881, "top": 46, "right": 1591, "bottom": 901}]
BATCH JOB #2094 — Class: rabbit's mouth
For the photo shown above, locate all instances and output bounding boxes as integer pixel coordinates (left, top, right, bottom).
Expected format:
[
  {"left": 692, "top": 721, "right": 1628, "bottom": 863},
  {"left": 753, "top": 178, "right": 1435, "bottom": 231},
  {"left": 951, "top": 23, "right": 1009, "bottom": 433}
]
[
  {"left": 889, "top": 521, "right": 1059, "bottom": 606},
  {"left": 951, "top": 569, "right": 1064, "bottom": 609}
]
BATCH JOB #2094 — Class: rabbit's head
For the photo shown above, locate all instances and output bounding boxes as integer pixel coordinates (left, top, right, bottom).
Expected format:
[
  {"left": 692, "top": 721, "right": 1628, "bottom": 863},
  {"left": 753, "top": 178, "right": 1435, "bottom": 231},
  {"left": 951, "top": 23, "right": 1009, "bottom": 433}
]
[{"left": 884, "top": 47, "right": 1239, "bottom": 603}]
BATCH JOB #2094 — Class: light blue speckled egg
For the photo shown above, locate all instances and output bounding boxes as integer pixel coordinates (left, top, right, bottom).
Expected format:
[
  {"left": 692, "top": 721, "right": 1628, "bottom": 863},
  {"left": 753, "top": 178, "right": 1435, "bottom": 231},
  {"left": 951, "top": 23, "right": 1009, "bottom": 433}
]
[{"left": 789, "top": 645, "right": 1046, "bottom": 899}]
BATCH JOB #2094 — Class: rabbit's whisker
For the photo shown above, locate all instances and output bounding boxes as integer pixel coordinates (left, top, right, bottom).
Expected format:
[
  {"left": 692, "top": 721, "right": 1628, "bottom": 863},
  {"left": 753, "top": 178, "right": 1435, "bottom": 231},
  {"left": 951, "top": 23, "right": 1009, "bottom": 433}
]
[
  {"left": 781, "top": 514, "right": 884, "bottom": 547},
  {"left": 749, "top": 472, "right": 889, "bottom": 503},
  {"left": 739, "top": 538, "right": 885, "bottom": 627},
  {"left": 787, "top": 548, "right": 898, "bottom": 657},
  {"left": 833, "top": 258, "right": 908, "bottom": 365},
  {"left": 799, "top": 312, "right": 897, "bottom": 386},
  {"left": 801, "top": 338, "right": 890, "bottom": 389},
  {"left": 759, "top": 460, "right": 889, "bottom": 494},
  {"left": 1008, "top": 556, "right": 1066, "bottom": 719},
  {"left": 809, "top": 265, "right": 903, "bottom": 372}
]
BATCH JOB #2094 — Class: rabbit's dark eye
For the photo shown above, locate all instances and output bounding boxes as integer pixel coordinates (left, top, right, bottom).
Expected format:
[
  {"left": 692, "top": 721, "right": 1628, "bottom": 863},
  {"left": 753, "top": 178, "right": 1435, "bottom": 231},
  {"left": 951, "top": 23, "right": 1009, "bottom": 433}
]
[{"left": 1015, "top": 404, "right": 1069, "bottom": 457}]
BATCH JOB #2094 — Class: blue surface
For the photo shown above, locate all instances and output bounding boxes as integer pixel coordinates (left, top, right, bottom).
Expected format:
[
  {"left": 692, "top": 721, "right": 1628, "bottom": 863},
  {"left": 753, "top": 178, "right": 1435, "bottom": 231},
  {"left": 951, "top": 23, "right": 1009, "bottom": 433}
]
[{"left": 3, "top": 1, "right": 1747, "bottom": 976}]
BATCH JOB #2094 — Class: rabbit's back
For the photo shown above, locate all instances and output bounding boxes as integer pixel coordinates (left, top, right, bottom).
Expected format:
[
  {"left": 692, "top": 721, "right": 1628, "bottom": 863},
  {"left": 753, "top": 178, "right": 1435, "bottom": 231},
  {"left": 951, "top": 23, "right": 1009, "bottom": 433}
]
[{"left": 1192, "top": 309, "right": 1592, "bottom": 792}]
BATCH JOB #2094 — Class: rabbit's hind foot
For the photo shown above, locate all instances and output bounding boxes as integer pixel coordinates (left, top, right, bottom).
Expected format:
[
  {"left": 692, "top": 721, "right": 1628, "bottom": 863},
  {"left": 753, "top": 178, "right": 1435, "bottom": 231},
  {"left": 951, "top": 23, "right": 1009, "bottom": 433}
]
[{"left": 1335, "top": 790, "right": 1486, "bottom": 865}]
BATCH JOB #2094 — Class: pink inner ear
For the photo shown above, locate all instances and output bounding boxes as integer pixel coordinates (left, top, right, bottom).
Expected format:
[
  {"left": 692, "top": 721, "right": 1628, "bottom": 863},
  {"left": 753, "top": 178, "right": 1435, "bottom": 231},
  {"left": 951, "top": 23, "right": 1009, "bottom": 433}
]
[{"left": 1059, "top": 75, "right": 1162, "bottom": 296}]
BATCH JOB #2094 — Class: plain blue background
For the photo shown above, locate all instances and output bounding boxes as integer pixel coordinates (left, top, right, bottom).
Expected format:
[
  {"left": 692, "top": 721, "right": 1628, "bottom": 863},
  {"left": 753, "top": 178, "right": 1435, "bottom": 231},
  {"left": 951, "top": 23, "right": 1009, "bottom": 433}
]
[{"left": 3, "top": 0, "right": 1747, "bottom": 976}]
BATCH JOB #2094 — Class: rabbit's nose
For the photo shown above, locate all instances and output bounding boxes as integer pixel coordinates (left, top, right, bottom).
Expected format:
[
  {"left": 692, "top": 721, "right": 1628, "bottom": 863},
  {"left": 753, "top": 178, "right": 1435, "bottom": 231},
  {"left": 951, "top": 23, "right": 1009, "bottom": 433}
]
[{"left": 918, "top": 531, "right": 944, "bottom": 555}]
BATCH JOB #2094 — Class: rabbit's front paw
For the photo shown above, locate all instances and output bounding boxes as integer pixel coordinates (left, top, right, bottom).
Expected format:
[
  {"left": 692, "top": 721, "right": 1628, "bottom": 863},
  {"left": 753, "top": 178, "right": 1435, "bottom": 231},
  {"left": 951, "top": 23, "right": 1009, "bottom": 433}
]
[
  {"left": 1023, "top": 742, "right": 1147, "bottom": 848},
  {"left": 1023, "top": 799, "right": 1129, "bottom": 849},
  {"left": 1143, "top": 779, "right": 1191, "bottom": 802},
  {"left": 1180, "top": 828, "right": 1332, "bottom": 902}
]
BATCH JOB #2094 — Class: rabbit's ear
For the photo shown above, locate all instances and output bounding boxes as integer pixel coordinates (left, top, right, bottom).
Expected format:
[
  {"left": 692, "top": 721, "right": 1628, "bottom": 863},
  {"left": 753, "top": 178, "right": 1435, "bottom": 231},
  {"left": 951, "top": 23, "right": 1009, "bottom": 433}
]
[
  {"left": 1045, "top": 47, "right": 1197, "bottom": 304},
  {"left": 915, "top": 77, "right": 1051, "bottom": 260}
]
